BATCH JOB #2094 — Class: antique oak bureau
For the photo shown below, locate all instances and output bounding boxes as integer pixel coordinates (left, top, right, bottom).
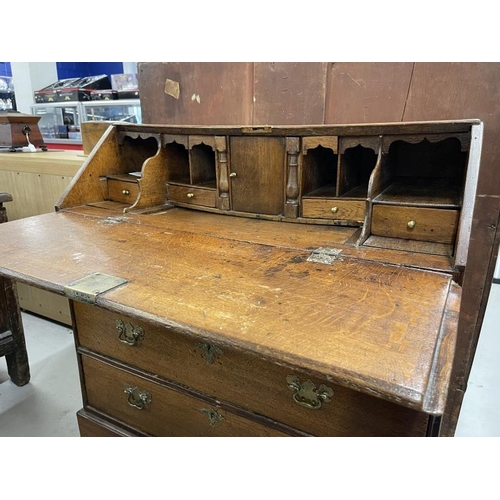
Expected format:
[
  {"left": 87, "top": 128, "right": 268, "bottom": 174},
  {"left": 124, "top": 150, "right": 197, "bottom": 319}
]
[{"left": 0, "top": 120, "right": 486, "bottom": 436}]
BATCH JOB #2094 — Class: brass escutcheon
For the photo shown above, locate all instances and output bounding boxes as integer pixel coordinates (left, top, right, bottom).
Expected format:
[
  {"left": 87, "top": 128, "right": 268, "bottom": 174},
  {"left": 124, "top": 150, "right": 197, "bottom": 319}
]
[
  {"left": 196, "top": 342, "right": 223, "bottom": 364},
  {"left": 116, "top": 319, "right": 145, "bottom": 346},
  {"left": 407, "top": 220, "right": 416, "bottom": 229},
  {"left": 200, "top": 408, "right": 225, "bottom": 427},
  {"left": 124, "top": 385, "right": 152, "bottom": 410},
  {"left": 286, "top": 375, "right": 334, "bottom": 410}
]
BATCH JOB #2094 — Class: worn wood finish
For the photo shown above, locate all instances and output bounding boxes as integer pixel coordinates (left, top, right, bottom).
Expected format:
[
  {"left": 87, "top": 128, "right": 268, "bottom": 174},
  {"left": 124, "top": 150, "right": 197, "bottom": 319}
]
[
  {"left": 0, "top": 119, "right": 492, "bottom": 437},
  {"left": 167, "top": 184, "right": 216, "bottom": 208},
  {"left": 77, "top": 409, "right": 140, "bottom": 437},
  {"left": 325, "top": 63, "right": 414, "bottom": 123},
  {"left": 441, "top": 195, "right": 500, "bottom": 435},
  {"left": 0, "top": 277, "right": 30, "bottom": 386},
  {"left": 0, "top": 206, "right": 458, "bottom": 413},
  {"left": 82, "top": 121, "right": 113, "bottom": 156},
  {"left": 138, "top": 62, "right": 254, "bottom": 126},
  {"left": 74, "top": 301, "right": 428, "bottom": 436},
  {"left": 0, "top": 152, "right": 82, "bottom": 324},
  {"left": 254, "top": 63, "right": 327, "bottom": 125},
  {"left": 0, "top": 191, "right": 12, "bottom": 223},
  {"left": 372, "top": 205, "right": 459, "bottom": 244},
  {"left": 229, "top": 136, "right": 285, "bottom": 215},
  {"left": 107, "top": 178, "right": 139, "bottom": 205},
  {"left": 302, "top": 198, "right": 365, "bottom": 221},
  {"left": 82, "top": 355, "right": 290, "bottom": 437}
]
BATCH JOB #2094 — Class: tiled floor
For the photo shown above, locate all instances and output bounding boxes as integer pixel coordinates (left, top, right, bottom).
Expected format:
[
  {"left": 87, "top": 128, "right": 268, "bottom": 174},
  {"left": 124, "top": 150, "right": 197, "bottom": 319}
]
[{"left": 1, "top": 284, "right": 499, "bottom": 437}]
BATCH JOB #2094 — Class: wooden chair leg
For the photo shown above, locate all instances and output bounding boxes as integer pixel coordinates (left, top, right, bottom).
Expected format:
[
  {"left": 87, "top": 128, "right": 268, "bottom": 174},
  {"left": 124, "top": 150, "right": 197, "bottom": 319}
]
[{"left": 0, "top": 277, "right": 30, "bottom": 386}]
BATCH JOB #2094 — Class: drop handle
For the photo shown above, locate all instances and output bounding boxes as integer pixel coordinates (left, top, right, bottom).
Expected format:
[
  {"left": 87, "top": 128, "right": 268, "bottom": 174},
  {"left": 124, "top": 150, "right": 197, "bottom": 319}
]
[
  {"left": 124, "top": 386, "right": 152, "bottom": 410},
  {"left": 229, "top": 172, "right": 237, "bottom": 178},
  {"left": 122, "top": 189, "right": 130, "bottom": 195},
  {"left": 407, "top": 220, "right": 416, "bottom": 229},
  {"left": 330, "top": 206, "right": 338, "bottom": 214},
  {"left": 186, "top": 193, "right": 195, "bottom": 199}
]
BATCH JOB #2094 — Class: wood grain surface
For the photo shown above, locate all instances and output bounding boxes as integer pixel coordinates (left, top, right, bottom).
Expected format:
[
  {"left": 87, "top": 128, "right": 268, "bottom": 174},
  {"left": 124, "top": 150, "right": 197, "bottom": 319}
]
[{"left": 0, "top": 207, "right": 457, "bottom": 412}]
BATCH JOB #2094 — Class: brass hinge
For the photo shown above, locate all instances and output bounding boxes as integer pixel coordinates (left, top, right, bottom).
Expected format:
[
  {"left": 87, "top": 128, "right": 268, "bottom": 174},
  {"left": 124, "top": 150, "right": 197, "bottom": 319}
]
[{"left": 64, "top": 272, "right": 128, "bottom": 304}]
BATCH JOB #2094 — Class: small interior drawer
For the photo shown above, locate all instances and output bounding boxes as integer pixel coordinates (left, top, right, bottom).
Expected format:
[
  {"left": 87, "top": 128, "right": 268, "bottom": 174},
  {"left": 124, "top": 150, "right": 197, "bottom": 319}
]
[
  {"left": 371, "top": 205, "right": 459, "bottom": 244},
  {"left": 107, "top": 178, "right": 139, "bottom": 204},
  {"left": 302, "top": 198, "right": 366, "bottom": 221},
  {"left": 167, "top": 184, "right": 216, "bottom": 207}
]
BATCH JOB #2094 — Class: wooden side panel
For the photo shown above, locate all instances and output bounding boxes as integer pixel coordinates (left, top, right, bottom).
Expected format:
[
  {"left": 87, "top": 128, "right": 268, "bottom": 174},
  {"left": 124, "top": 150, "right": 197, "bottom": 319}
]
[
  {"left": 403, "top": 62, "right": 500, "bottom": 433},
  {"left": 81, "top": 121, "right": 113, "bottom": 156},
  {"left": 253, "top": 62, "right": 327, "bottom": 125},
  {"left": 58, "top": 126, "right": 121, "bottom": 209},
  {"left": 325, "top": 62, "right": 414, "bottom": 123},
  {"left": 138, "top": 62, "right": 253, "bottom": 125}
]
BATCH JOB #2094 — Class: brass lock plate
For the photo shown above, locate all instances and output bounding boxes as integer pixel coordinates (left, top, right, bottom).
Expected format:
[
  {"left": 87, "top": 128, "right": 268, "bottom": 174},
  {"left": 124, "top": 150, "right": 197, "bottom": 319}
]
[{"left": 64, "top": 272, "right": 128, "bottom": 304}]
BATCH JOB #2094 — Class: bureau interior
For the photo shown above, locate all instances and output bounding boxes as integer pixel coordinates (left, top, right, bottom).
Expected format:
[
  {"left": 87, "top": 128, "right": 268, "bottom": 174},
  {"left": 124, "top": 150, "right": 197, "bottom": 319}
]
[
  {"left": 164, "top": 137, "right": 217, "bottom": 187},
  {"left": 374, "top": 137, "right": 467, "bottom": 207},
  {"left": 66, "top": 123, "right": 477, "bottom": 264}
]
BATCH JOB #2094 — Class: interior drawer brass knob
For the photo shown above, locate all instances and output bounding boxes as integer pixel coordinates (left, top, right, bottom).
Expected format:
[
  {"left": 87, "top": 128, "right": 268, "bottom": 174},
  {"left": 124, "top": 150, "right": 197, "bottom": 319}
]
[
  {"left": 122, "top": 189, "right": 130, "bottom": 195},
  {"left": 407, "top": 220, "right": 416, "bottom": 229},
  {"left": 186, "top": 193, "right": 195, "bottom": 199},
  {"left": 330, "top": 206, "right": 338, "bottom": 214},
  {"left": 229, "top": 172, "right": 237, "bottom": 178}
]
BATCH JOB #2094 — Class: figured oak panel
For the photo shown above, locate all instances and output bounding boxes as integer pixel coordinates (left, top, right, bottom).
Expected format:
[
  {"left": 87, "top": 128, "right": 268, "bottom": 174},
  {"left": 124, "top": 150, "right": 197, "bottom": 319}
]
[
  {"left": 75, "top": 302, "right": 427, "bottom": 437},
  {"left": 81, "top": 355, "right": 289, "bottom": 437},
  {"left": 229, "top": 136, "right": 285, "bottom": 215}
]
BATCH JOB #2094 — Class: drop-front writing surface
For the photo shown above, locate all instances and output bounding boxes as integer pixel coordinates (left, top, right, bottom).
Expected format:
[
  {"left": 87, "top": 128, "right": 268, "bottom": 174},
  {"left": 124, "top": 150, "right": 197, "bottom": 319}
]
[{"left": 0, "top": 120, "right": 487, "bottom": 436}]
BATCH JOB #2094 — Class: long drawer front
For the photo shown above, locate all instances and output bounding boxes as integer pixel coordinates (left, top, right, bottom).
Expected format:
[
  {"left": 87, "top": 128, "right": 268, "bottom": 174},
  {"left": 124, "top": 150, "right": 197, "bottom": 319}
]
[
  {"left": 81, "top": 355, "right": 289, "bottom": 437},
  {"left": 74, "top": 302, "right": 429, "bottom": 437}
]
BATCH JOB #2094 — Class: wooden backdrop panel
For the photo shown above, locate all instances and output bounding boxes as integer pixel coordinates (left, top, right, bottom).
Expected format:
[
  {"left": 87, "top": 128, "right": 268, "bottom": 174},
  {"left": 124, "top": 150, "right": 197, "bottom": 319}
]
[
  {"left": 325, "top": 62, "right": 414, "bottom": 124},
  {"left": 138, "top": 62, "right": 254, "bottom": 125},
  {"left": 253, "top": 62, "right": 327, "bottom": 125},
  {"left": 403, "top": 62, "right": 500, "bottom": 197}
]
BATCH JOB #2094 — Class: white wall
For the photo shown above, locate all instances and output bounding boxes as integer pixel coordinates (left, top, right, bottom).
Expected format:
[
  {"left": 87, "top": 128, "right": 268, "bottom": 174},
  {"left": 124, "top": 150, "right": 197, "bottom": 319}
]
[
  {"left": 11, "top": 62, "right": 58, "bottom": 113},
  {"left": 494, "top": 248, "right": 500, "bottom": 281}
]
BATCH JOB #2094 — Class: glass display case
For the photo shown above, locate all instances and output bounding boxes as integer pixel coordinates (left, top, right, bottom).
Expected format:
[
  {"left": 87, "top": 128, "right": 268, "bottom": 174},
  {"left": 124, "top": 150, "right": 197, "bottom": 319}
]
[
  {"left": 30, "top": 102, "right": 83, "bottom": 145},
  {"left": 82, "top": 99, "right": 141, "bottom": 124}
]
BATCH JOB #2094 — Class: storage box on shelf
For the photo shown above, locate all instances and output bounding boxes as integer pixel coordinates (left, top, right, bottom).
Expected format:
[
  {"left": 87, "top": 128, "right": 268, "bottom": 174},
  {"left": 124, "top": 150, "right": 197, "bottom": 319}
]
[{"left": 0, "top": 120, "right": 492, "bottom": 437}]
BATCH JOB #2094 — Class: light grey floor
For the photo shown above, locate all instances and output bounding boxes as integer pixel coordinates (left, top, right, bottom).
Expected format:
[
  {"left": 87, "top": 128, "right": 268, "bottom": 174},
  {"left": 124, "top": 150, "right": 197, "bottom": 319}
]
[{"left": 1, "top": 284, "right": 499, "bottom": 437}]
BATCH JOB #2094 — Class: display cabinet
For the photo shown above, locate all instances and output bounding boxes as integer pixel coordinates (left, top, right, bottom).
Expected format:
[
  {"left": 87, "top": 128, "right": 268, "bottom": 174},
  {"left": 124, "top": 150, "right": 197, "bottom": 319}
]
[
  {"left": 81, "top": 99, "right": 141, "bottom": 124},
  {"left": 30, "top": 102, "right": 83, "bottom": 145}
]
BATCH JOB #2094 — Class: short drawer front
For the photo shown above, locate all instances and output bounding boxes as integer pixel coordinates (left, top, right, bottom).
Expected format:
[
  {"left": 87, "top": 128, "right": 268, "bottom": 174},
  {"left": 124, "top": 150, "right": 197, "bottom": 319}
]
[
  {"left": 371, "top": 205, "right": 459, "bottom": 244},
  {"left": 107, "top": 180, "right": 139, "bottom": 204},
  {"left": 81, "top": 355, "right": 288, "bottom": 437},
  {"left": 167, "top": 184, "right": 216, "bottom": 207},
  {"left": 74, "top": 302, "right": 428, "bottom": 437},
  {"left": 302, "top": 198, "right": 366, "bottom": 221}
]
